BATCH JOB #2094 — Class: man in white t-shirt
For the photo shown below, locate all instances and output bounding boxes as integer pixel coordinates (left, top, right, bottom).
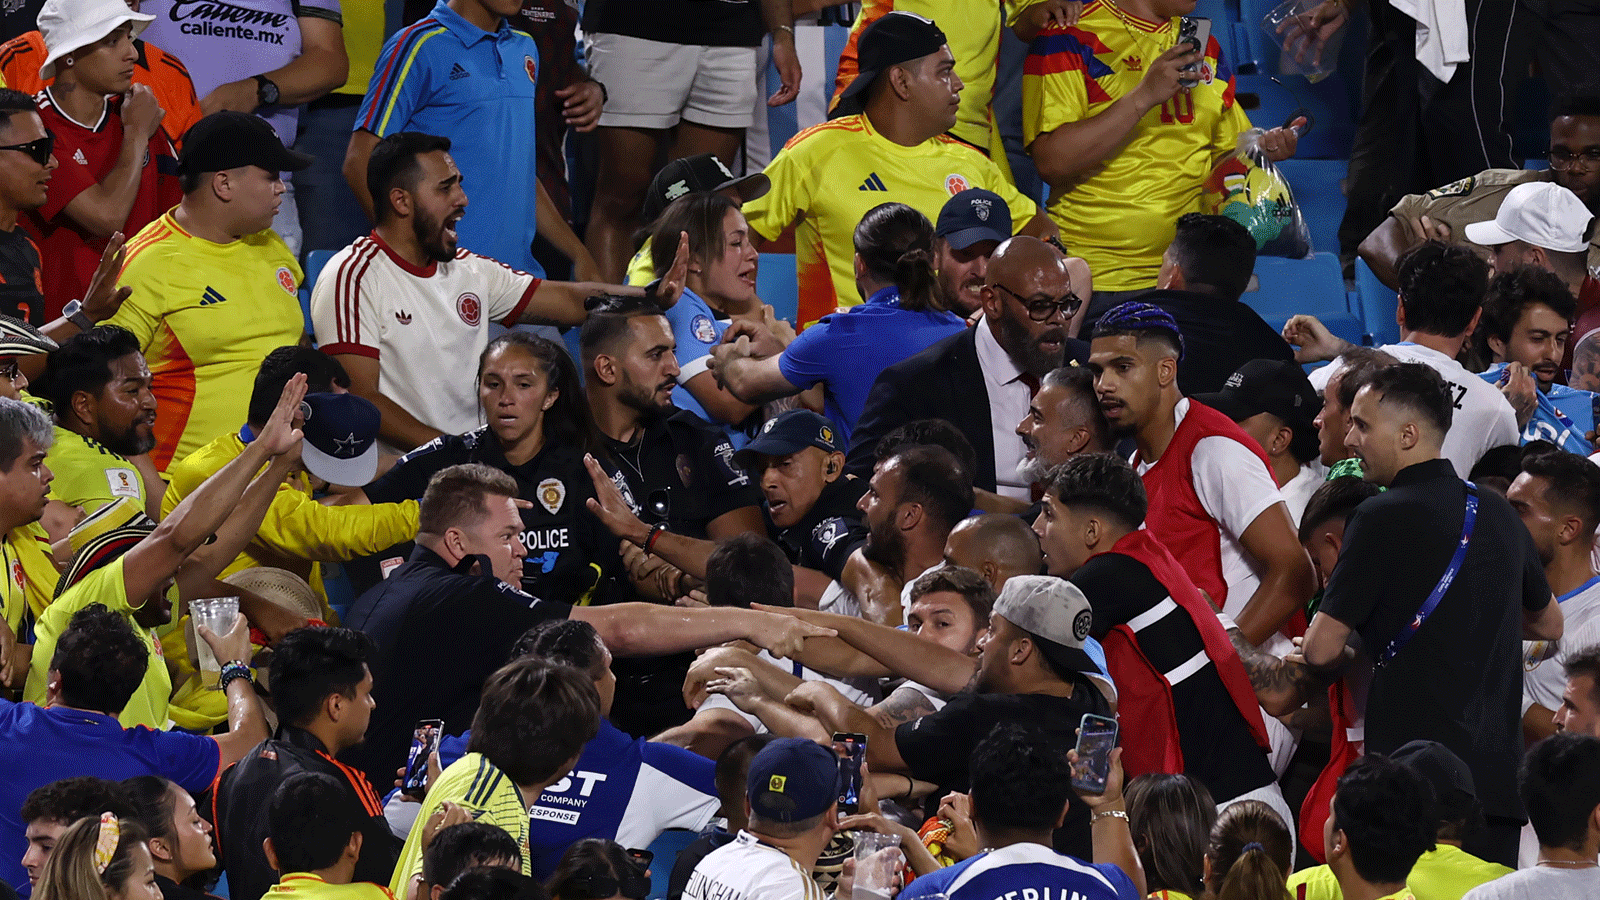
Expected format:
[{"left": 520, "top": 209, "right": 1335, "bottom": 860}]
[
  {"left": 682, "top": 738, "right": 836, "bottom": 900},
  {"left": 1089, "top": 302, "right": 1316, "bottom": 653},
  {"left": 1507, "top": 450, "right": 1600, "bottom": 743},
  {"left": 312, "top": 132, "right": 674, "bottom": 453},
  {"left": 1196, "top": 359, "right": 1328, "bottom": 527},
  {"left": 1287, "top": 242, "right": 1519, "bottom": 477}
]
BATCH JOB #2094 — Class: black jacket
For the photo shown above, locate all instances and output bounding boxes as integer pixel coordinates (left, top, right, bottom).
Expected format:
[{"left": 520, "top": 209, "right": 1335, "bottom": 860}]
[{"left": 1138, "top": 289, "right": 1296, "bottom": 396}]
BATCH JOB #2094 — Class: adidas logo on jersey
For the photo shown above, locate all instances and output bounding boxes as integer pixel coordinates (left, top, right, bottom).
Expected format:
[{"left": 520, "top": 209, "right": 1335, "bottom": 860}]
[
  {"left": 449, "top": 63, "right": 470, "bottom": 80},
  {"left": 72, "top": 148, "right": 87, "bottom": 165},
  {"left": 199, "top": 286, "right": 228, "bottom": 306},
  {"left": 859, "top": 173, "right": 887, "bottom": 192}
]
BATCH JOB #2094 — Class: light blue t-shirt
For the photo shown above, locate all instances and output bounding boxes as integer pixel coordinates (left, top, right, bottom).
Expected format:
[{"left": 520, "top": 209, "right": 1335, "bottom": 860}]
[
  {"left": 664, "top": 288, "right": 751, "bottom": 446},
  {"left": 1479, "top": 362, "right": 1596, "bottom": 455}
]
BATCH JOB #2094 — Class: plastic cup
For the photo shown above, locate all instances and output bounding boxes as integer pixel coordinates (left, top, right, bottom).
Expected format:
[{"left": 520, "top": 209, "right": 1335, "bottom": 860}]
[
  {"left": 851, "top": 831, "right": 901, "bottom": 900},
  {"left": 1261, "top": 0, "right": 1347, "bottom": 83},
  {"left": 190, "top": 596, "right": 240, "bottom": 689}
]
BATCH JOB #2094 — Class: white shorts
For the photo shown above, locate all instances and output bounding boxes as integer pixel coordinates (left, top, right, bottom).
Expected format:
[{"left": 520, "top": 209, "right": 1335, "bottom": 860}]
[{"left": 585, "top": 32, "right": 759, "bottom": 130}]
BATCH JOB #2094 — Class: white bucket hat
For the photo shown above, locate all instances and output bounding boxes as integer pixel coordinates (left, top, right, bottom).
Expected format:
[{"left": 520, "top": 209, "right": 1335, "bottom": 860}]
[{"left": 38, "top": 0, "right": 154, "bottom": 81}]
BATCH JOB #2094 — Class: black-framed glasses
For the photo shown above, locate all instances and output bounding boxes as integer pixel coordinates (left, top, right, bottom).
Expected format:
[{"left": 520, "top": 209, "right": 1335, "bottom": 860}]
[
  {"left": 1550, "top": 147, "right": 1600, "bottom": 171},
  {"left": 992, "top": 282, "right": 1082, "bottom": 322},
  {"left": 0, "top": 134, "right": 53, "bottom": 167}
]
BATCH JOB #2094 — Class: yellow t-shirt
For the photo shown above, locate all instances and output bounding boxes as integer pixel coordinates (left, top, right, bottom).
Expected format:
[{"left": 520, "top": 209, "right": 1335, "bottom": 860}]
[
  {"left": 1022, "top": 2, "right": 1250, "bottom": 291},
  {"left": 110, "top": 212, "right": 305, "bottom": 471},
  {"left": 335, "top": 3, "right": 386, "bottom": 97},
  {"left": 742, "top": 113, "right": 1038, "bottom": 326},
  {"left": 831, "top": 0, "right": 1002, "bottom": 149},
  {"left": 266, "top": 874, "right": 396, "bottom": 900},
  {"left": 3, "top": 521, "right": 58, "bottom": 638},
  {"left": 626, "top": 238, "right": 655, "bottom": 287},
  {"left": 390, "top": 753, "right": 531, "bottom": 894},
  {"left": 1285, "top": 845, "right": 1511, "bottom": 900},
  {"left": 27, "top": 558, "right": 173, "bottom": 730},
  {"left": 46, "top": 427, "right": 146, "bottom": 516}
]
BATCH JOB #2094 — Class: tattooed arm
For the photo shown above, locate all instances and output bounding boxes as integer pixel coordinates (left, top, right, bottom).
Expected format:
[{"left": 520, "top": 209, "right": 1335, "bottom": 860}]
[
  {"left": 868, "top": 684, "right": 940, "bottom": 729},
  {"left": 1228, "top": 627, "right": 1329, "bottom": 717}
]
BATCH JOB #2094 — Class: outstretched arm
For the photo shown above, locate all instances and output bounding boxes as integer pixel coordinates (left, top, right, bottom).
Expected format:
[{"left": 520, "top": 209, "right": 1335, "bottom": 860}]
[{"left": 757, "top": 604, "right": 975, "bottom": 693}]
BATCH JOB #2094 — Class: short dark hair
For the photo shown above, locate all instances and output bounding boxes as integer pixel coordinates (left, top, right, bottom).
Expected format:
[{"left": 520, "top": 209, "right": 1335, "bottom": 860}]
[
  {"left": 873, "top": 419, "right": 977, "bottom": 483},
  {"left": 1044, "top": 452, "right": 1147, "bottom": 529},
  {"left": 1039, "top": 365, "right": 1110, "bottom": 451},
  {"left": 969, "top": 724, "right": 1074, "bottom": 831},
  {"left": 1552, "top": 92, "right": 1600, "bottom": 121},
  {"left": 1361, "top": 363, "right": 1454, "bottom": 438},
  {"left": 1522, "top": 732, "right": 1600, "bottom": 851},
  {"left": 418, "top": 464, "right": 520, "bottom": 537},
  {"left": 51, "top": 604, "right": 148, "bottom": 714},
  {"left": 422, "top": 823, "right": 521, "bottom": 888},
  {"left": 467, "top": 657, "right": 600, "bottom": 786},
  {"left": 1167, "top": 213, "right": 1256, "bottom": 299},
  {"left": 1298, "top": 476, "right": 1382, "bottom": 543},
  {"left": 714, "top": 734, "right": 778, "bottom": 813},
  {"left": 267, "top": 772, "right": 364, "bottom": 873},
  {"left": 268, "top": 627, "right": 375, "bottom": 729},
  {"left": 907, "top": 565, "right": 995, "bottom": 626},
  {"left": 252, "top": 348, "right": 350, "bottom": 427},
  {"left": 367, "top": 132, "right": 453, "bottom": 223},
  {"left": 706, "top": 533, "right": 793, "bottom": 609},
  {"left": 1395, "top": 242, "right": 1490, "bottom": 338},
  {"left": 1520, "top": 450, "right": 1600, "bottom": 537},
  {"left": 1330, "top": 755, "right": 1437, "bottom": 884},
  {"left": 438, "top": 867, "right": 547, "bottom": 900},
  {"left": 1477, "top": 269, "right": 1576, "bottom": 359},
  {"left": 121, "top": 776, "right": 180, "bottom": 848},
  {"left": 36, "top": 326, "right": 144, "bottom": 415},
  {"left": 1331, "top": 347, "right": 1400, "bottom": 410},
  {"left": 0, "top": 88, "right": 37, "bottom": 132},
  {"left": 20, "top": 777, "right": 134, "bottom": 827},
  {"left": 578, "top": 295, "right": 666, "bottom": 365},
  {"left": 510, "top": 619, "right": 606, "bottom": 672},
  {"left": 1563, "top": 644, "right": 1600, "bottom": 707},
  {"left": 1126, "top": 773, "right": 1215, "bottom": 897},
  {"left": 884, "top": 444, "right": 974, "bottom": 532}
]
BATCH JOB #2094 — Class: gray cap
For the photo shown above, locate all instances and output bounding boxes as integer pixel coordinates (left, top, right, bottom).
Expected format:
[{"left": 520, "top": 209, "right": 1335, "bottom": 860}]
[{"left": 992, "top": 575, "right": 1098, "bottom": 674}]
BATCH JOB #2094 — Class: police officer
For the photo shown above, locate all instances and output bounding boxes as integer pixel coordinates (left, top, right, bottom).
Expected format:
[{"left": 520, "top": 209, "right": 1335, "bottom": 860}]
[{"left": 733, "top": 409, "right": 867, "bottom": 583}]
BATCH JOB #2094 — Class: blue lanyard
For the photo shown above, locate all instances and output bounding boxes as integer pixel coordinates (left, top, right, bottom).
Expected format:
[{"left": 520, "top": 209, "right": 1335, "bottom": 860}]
[{"left": 1380, "top": 482, "right": 1477, "bottom": 665}]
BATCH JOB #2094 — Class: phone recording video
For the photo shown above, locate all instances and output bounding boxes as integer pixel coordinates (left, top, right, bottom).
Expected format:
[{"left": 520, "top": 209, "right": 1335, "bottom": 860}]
[
  {"left": 834, "top": 732, "right": 867, "bottom": 815},
  {"left": 401, "top": 718, "right": 444, "bottom": 798},
  {"left": 1070, "top": 714, "right": 1119, "bottom": 794}
]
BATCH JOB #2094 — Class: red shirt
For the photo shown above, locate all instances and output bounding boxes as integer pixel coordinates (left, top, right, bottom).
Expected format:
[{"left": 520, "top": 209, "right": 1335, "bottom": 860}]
[{"left": 24, "top": 89, "right": 181, "bottom": 319}]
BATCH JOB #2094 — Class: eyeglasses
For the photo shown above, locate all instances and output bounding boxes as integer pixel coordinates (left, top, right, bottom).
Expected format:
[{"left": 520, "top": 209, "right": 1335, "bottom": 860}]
[
  {"left": 0, "top": 360, "right": 20, "bottom": 382},
  {"left": 0, "top": 134, "right": 53, "bottom": 167},
  {"left": 1550, "top": 147, "right": 1600, "bottom": 171},
  {"left": 992, "top": 282, "right": 1083, "bottom": 322}
]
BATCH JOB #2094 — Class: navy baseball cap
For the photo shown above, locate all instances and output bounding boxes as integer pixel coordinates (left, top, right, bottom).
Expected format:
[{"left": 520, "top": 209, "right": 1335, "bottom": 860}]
[
  {"left": 734, "top": 410, "right": 841, "bottom": 471},
  {"left": 937, "top": 189, "right": 1011, "bottom": 250},
  {"left": 833, "top": 12, "right": 948, "bottom": 115},
  {"left": 747, "top": 738, "right": 842, "bottom": 822},
  {"left": 299, "top": 392, "right": 381, "bottom": 486}
]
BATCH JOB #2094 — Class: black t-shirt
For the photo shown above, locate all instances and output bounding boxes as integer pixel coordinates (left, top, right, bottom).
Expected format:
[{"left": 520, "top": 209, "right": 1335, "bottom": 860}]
[
  {"left": 0, "top": 227, "right": 44, "bottom": 325},
  {"left": 771, "top": 476, "right": 867, "bottom": 582},
  {"left": 604, "top": 409, "right": 762, "bottom": 540},
  {"left": 582, "top": 0, "right": 764, "bottom": 48},
  {"left": 1320, "top": 458, "right": 1550, "bottom": 820},
  {"left": 342, "top": 546, "right": 570, "bottom": 789},
  {"left": 895, "top": 687, "right": 1110, "bottom": 860},
  {"left": 1072, "top": 553, "right": 1276, "bottom": 802},
  {"left": 361, "top": 429, "right": 623, "bottom": 604},
  {"left": 1117, "top": 289, "right": 1296, "bottom": 396}
]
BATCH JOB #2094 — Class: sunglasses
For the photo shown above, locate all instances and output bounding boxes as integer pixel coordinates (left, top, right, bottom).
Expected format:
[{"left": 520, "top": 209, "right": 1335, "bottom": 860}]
[{"left": 0, "top": 134, "right": 53, "bottom": 167}]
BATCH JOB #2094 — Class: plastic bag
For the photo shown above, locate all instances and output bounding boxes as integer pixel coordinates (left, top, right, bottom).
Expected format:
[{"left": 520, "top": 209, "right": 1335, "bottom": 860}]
[
  {"left": 1203, "top": 128, "right": 1313, "bottom": 259},
  {"left": 1261, "top": 0, "right": 1348, "bottom": 84}
]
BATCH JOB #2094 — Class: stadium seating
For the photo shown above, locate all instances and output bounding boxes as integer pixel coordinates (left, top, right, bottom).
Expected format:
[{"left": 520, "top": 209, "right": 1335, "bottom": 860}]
[
  {"left": 1248, "top": 252, "right": 1363, "bottom": 345},
  {"left": 1276, "top": 157, "right": 1348, "bottom": 257},
  {"left": 757, "top": 252, "right": 801, "bottom": 325},
  {"left": 1354, "top": 257, "right": 1401, "bottom": 346}
]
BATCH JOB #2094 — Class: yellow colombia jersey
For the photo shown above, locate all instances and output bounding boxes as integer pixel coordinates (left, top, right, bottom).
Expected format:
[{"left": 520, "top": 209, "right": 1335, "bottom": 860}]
[
  {"left": 743, "top": 113, "right": 1037, "bottom": 327},
  {"left": 3, "top": 522, "right": 56, "bottom": 638},
  {"left": 1023, "top": 1, "right": 1250, "bottom": 291},
  {"left": 266, "top": 874, "right": 395, "bottom": 900},
  {"left": 1286, "top": 844, "right": 1511, "bottom": 900},
  {"left": 391, "top": 753, "right": 531, "bottom": 894},
  {"left": 46, "top": 426, "right": 146, "bottom": 516},
  {"left": 110, "top": 212, "right": 305, "bottom": 471}
]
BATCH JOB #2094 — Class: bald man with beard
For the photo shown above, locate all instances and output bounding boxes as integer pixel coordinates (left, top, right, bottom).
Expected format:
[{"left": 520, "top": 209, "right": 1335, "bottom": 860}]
[
  {"left": 847, "top": 237, "right": 1086, "bottom": 501},
  {"left": 944, "top": 513, "right": 1045, "bottom": 591}
]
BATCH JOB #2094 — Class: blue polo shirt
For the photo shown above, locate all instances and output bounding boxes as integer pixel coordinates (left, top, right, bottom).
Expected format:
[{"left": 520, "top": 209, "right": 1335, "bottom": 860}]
[
  {"left": 0, "top": 701, "right": 220, "bottom": 895},
  {"left": 1479, "top": 362, "right": 1597, "bottom": 455},
  {"left": 358, "top": 0, "right": 545, "bottom": 277},
  {"left": 778, "top": 286, "right": 966, "bottom": 444}
]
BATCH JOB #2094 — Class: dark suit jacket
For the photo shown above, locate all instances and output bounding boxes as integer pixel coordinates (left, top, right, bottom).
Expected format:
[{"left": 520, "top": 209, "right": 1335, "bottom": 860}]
[{"left": 845, "top": 326, "right": 1088, "bottom": 492}]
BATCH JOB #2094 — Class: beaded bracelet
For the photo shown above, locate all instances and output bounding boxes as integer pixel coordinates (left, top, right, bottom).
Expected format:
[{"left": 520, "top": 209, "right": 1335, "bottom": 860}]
[{"left": 219, "top": 661, "right": 254, "bottom": 692}]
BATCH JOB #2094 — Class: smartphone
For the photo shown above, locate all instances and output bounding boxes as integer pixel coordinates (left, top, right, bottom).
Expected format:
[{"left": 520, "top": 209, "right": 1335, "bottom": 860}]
[
  {"left": 1070, "top": 714, "right": 1119, "bottom": 793},
  {"left": 624, "top": 848, "right": 653, "bottom": 872},
  {"left": 1177, "top": 16, "right": 1211, "bottom": 88},
  {"left": 834, "top": 732, "right": 867, "bottom": 815},
  {"left": 401, "top": 718, "right": 444, "bottom": 797}
]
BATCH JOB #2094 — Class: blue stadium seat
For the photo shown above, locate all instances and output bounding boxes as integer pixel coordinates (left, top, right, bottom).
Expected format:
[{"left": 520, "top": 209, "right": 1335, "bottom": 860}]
[
  {"left": 756, "top": 252, "right": 799, "bottom": 325},
  {"left": 1276, "top": 158, "right": 1347, "bottom": 256},
  {"left": 1233, "top": 73, "right": 1355, "bottom": 159},
  {"left": 1247, "top": 252, "right": 1362, "bottom": 344},
  {"left": 299, "top": 249, "right": 336, "bottom": 343},
  {"left": 1354, "top": 257, "right": 1400, "bottom": 346}
]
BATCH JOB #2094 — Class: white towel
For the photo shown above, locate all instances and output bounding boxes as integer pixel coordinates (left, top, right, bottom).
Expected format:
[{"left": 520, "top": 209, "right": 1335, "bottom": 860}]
[{"left": 1390, "top": 0, "right": 1471, "bottom": 83}]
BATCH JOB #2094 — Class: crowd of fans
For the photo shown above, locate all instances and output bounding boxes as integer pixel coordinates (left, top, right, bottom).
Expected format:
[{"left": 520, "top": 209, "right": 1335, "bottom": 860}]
[{"left": 0, "top": 2, "right": 1598, "bottom": 900}]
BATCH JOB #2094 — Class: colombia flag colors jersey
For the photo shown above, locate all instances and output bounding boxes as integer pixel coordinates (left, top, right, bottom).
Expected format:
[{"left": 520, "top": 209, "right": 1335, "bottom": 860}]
[{"left": 1023, "top": 1, "right": 1249, "bottom": 291}]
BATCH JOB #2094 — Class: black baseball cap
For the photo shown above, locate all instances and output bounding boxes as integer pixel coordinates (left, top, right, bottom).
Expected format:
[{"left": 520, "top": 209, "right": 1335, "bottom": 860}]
[
  {"left": 937, "top": 189, "right": 1011, "bottom": 250},
  {"left": 179, "top": 111, "right": 313, "bottom": 176},
  {"left": 1195, "top": 359, "right": 1322, "bottom": 432},
  {"left": 642, "top": 154, "right": 770, "bottom": 224},
  {"left": 734, "top": 409, "right": 841, "bottom": 471},
  {"left": 832, "top": 12, "right": 948, "bottom": 115}
]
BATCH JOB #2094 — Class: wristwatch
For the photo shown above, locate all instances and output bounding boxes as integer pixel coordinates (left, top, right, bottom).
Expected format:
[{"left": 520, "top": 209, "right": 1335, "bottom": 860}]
[
  {"left": 254, "top": 74, "right": 280, "bottom": 107},
  {"left": 61, "top": 299, "right": 93, "bottom": 332}
]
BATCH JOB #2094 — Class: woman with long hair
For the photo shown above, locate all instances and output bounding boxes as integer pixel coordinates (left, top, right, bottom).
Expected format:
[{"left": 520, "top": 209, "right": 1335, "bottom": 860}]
[
  {"left": 34, "top": 814, "right": 160, "bottom": 900},
  {"left": 546, "top": 840, "right": 649, "bottom": 900},
  {"left": 1203, "top": 800, "right": 1293, "bottom": 900},
  {"left": 1126, "top": 773, "right": 1216, "bottom": 900},
  {"left": 355, "top": 332, "right": 620, "bottom": 604},
  {"left": 120, "top": 778, "right": 219, "bottom": 900}
]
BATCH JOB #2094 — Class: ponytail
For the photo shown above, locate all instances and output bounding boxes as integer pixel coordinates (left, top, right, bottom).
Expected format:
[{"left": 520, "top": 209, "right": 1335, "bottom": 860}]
[
  {"left": 893, "top": 247, "right": 945, "bottom": 313},
  {"left": 1215, "top": 842, "right": 1290, "bottom": 900},
  {"left": 854, "top": 202, "right": 946, "bottom": 312},
  {"left": 1206, "top": 800, "right": 1292, "bottom": 900}
]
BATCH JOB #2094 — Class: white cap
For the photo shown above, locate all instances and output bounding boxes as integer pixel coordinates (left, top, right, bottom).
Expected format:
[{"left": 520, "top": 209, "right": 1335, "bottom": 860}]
[
  {"left": 1464, "top": 182, "right": 1593, "bottom": 254},
  {"left": 38, "top": 0, "right": 154, "bottom": 81}
]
